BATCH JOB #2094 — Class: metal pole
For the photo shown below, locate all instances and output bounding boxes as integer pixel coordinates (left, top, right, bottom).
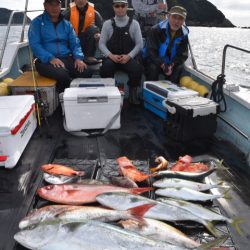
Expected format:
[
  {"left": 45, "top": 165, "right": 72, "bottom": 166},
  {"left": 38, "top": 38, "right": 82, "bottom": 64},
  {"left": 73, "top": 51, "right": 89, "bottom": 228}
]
[{"left": 20, "top": 0, "right": 29, "bottom": 43}]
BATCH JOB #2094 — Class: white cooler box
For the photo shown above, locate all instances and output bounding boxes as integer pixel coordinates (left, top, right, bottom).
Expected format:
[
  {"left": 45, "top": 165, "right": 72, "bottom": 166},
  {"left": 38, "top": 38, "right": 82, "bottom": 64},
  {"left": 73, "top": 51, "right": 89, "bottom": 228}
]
[
  {"left": 0, "top": 95, "right": 37, "bottom": 168},
  {"left": 143, "top": 80, "right": 198, "bottom": 120},
  {"left": 63, "top": 87, "right": 121, "bottom": 131},
  {"left": 70, "top": 78, "right": 115, "bottom": 88}
]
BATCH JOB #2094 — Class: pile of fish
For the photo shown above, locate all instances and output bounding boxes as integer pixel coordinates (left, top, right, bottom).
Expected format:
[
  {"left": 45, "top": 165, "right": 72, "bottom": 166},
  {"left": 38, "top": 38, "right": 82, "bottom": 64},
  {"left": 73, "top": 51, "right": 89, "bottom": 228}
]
[{"left": 14, "top": 156, "right": 237, "bottom": 249}]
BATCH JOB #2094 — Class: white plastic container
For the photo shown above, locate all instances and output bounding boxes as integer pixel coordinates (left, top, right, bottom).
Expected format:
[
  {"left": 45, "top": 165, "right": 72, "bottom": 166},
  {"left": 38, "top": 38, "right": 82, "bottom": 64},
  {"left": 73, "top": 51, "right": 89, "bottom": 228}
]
[
  {"left": 63, "top": 87, "right": 121, "bottom": 131},
  {"left": 143, "top": 80, "right": 198, "bottom": 120},
  {"left": 70, "top": 78, "right": 115, "bottom": 88},
  {"left": 0, "top": 95, "right": 37, "bottom": 168}
]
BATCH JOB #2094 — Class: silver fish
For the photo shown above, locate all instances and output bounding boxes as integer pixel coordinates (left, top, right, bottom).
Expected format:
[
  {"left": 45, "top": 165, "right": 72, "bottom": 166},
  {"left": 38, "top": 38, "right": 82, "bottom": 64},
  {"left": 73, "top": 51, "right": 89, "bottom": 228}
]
[
  {"left": 15, "top": 221, "right": 185, "bottom": 250},
  {"left": 153, "top": 178, "right": 221, "bottom": 191},
  {"left": 19, "top": 204, "right": 153, "bottom": 229},
  {"left": 110, "top": 176, "right": 138, "bottom": 188},
  {"left": 156, "top": 167, "right": 215, "bottom": 181},
  {"left": 96, "top": 192, "right": 220, "bottom": 236},
  {"left": 156, "top": 198, "right": 232, "bottom": 224},
  {"left": 119, "top": 218, "right": 200, "bottom": 249},
  {"left": 43, "top": 173, "right": 79, "bottom": 184},
  {"left": 155, "top": 187, "right": 226, "bottom": 202}
]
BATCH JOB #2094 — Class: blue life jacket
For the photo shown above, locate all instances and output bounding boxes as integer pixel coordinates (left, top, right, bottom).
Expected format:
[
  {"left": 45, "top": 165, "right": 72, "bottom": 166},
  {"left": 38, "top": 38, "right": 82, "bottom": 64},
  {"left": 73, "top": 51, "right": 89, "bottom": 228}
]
[
  {"left": 158, "top": 19, "right": 189, "bottom": 64},
  {"left": 143, "top": 19, "right": 189, "bottom": 64}
]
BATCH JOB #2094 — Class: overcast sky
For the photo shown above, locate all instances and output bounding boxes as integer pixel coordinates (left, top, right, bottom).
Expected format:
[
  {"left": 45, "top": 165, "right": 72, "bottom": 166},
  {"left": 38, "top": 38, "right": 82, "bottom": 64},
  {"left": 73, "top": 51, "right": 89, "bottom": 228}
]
[{"left": 0, "top": 0, "right": 249, "bottom": 27}]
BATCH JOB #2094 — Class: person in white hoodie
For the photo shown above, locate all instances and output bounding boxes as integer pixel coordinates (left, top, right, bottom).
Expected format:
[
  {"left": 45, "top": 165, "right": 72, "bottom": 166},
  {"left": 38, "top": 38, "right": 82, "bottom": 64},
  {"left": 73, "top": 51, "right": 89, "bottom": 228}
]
[{"left": 99, "top": 0, "right": 143, "bottom": 104}]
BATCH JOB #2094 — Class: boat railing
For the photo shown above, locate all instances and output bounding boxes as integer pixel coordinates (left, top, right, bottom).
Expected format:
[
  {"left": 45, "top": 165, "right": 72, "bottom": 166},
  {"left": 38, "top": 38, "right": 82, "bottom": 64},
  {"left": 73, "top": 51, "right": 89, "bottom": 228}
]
[
  {"left": 0, "top": 10, "right": 25, "bottom": 69},
  {"left": 222, "top": 44, "right": 250, "bottom": 77},
  {"left": 0, "top": 9, "right": 45, "bottom": 70}
]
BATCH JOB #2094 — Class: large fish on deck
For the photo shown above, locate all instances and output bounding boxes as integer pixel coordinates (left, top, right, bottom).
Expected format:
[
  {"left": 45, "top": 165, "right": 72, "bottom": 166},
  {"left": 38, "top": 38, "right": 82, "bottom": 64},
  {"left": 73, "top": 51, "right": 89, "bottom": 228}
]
[
  {"left": 96, "top": 192, "right": 233, "bottom": 237},
  {"left": 117, "top": 156, "right": 156, "bottom": 182},
  {"left": 15, "top": 221, "right": 185, "bottom": 250},
  {"left": 19, "top": 204, "right": 154, "bottom": 229},
  {"left": 41, "top": 164, "right": 85, "bottom": 177},
  {"left": 119, "top": 218, "right": 200, "bottom": 249},
  {"left": 37, "top": 184, "right": 153, "bottom": 205}
]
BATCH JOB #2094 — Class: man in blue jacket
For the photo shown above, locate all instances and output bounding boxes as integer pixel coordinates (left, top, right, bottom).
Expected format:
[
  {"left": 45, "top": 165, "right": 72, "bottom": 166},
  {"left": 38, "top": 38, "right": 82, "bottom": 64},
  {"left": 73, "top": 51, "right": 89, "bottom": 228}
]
[
  {"left": 145, "top": 6, "right": 189, "bottom": 84},
  {"left": 28, "top": 0, "right": 93, "bottom": 93}
]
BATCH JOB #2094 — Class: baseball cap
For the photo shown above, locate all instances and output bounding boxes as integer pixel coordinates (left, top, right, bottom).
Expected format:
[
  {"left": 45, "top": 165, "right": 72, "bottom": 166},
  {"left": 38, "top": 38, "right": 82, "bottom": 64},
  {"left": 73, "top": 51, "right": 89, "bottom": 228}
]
[
  {"left": 169, "top": 6, "right": 187, "bottom": 19},
  {"left": 44, "top": 0, "right": 61, "bottom": 4},
  {"left": 113, "top": 0, "right": 128, "bottom": 4}
]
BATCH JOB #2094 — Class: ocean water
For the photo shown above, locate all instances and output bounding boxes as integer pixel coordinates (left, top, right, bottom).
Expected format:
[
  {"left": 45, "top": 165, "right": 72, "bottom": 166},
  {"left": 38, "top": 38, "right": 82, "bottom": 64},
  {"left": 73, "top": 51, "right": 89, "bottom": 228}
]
[
  {"left": 0, "top": 25, "right": 250, "bottom": 86},
  {"left": 188, "top": 27, "right": 250, "bottom": 86}
]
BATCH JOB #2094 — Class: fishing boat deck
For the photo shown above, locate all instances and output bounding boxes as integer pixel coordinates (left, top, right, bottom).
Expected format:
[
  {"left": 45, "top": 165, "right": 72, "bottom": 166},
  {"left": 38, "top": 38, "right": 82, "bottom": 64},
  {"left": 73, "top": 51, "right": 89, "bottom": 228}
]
[{"left": 0, "top": 101, "right": 250, "bottom": 250}]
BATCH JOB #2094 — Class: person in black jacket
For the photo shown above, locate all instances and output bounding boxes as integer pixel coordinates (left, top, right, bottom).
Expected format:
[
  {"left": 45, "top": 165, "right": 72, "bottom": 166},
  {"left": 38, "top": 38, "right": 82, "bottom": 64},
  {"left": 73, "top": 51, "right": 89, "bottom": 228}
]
[
  {"left": 145, "top": 6, "right": 189, "bottom": 84},
  {"left": 63, "top": 0, "right": 103, "bottom": 64}
]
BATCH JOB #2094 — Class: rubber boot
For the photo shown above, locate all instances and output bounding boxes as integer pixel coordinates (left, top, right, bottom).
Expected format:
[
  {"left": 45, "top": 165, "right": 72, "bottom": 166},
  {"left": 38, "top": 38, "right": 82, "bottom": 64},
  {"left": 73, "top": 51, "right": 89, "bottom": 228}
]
[{"left": 129, "top": 87, "right": 140, "bottom": 105}]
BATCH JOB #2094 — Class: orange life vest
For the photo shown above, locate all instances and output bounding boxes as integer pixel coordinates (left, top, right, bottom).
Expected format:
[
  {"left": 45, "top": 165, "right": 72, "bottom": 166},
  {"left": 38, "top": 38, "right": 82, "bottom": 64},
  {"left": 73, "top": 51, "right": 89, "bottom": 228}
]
[{"left": 70, "top": 3, "right": 95, "bottom": 35}]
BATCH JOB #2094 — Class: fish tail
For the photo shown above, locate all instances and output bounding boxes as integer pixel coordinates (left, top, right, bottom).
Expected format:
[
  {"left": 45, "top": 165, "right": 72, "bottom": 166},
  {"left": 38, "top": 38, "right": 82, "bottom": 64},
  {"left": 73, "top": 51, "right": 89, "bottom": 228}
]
[
  {"left": 205, "top": 221, "right": 220, "bottom": 237},
  {"left": 231, "top": 217, "right": 244, "bottom": 235},
  {"left": 223, "top": 189, "right": 232, "bottom": 200},
  {"left": 130, "top": 187, "right": 153, "bottom": 194},
  {"left": 216, "top": 159, "right": 228, "bottom": 170},
  {"left": 128, "top": 204, "right": 155, "bottom": 219},
  {"left": 197, "top": 235, "right": 228, "bottom": 250}
]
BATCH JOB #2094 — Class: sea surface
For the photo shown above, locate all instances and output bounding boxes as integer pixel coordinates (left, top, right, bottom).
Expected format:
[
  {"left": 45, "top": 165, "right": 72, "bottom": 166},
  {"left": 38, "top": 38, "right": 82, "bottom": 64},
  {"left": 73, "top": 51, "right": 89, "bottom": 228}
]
[{"left": 0, "top": 25, "right": 250, "bottom": 86}]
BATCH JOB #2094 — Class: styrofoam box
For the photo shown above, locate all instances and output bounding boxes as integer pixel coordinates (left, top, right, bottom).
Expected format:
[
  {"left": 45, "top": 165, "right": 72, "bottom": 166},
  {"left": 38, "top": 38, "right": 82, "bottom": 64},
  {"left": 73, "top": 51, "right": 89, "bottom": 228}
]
[
  {"left": 0, "top": 95, "right": 37, "bottom": 168},
  {"left": 11, "top": 86, "right": 58, "bottom": 116},
  {"left": 63, "top": 87, "right": 121, "bottom": 131},
  {"left": 70, "top": 78, "right": 115, "bottom": 88}
]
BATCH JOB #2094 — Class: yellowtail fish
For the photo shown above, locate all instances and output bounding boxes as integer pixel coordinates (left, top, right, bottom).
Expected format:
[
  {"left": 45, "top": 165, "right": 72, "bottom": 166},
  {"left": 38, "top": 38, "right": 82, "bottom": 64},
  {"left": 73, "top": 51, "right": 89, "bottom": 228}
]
[{"left": 15, "top": 221, "right": 185, "bottom": 250}]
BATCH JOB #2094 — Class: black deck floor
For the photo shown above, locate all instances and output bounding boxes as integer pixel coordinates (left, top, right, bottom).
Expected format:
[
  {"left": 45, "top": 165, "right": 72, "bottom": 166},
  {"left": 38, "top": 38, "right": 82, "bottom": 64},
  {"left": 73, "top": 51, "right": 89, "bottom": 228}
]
[{"left": 0, "top": 101, "right": 250, "bottom": 250}]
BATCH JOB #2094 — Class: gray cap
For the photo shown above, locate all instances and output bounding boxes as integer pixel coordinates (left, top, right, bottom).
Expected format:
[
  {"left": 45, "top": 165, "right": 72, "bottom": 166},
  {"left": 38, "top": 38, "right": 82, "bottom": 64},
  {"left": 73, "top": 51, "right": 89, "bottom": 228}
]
[
  {"left": 169, "top": 6, "right": 187, "bottom": 19},
  {"left": 113, "top": 0, "right": 128, "bottom": 4}
]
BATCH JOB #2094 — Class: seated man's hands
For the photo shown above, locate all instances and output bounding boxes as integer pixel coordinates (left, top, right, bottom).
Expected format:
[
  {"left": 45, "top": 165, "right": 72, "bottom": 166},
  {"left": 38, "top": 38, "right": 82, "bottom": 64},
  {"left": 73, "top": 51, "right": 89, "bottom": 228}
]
[
  {"left": 120, "top": 54, "right": 131, "bottom": 64},
  {"left": 108, "top": 53, "right": 131, "bottom": 64},
  {"left": 109, "top": 53, "right": 122, "bottom": 63},
  {"left": 74, "top": 59, "right": 87, "bottom": 73},
  {"left": 94, "top": 33, "right": 101, "bottom": 41},
  {"left": 50, "top": 58, "right": 65, "bottom": 68},
  {"left": 161, "top": 63, "right": 174, "bottom": 76}
]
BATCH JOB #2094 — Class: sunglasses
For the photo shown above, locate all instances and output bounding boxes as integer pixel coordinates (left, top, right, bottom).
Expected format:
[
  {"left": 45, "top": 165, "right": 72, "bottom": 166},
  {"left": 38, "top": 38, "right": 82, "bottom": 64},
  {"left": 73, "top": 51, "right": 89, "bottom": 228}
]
[{"left": 113, "top": 4, "right": 126, "bottom": 8}]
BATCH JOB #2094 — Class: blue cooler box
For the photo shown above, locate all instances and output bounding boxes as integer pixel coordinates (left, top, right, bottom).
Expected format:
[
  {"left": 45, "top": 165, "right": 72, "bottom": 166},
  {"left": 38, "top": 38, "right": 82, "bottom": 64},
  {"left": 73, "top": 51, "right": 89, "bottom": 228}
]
[{"left": 143, "top": 80, "right": 198, "bottom": 120}]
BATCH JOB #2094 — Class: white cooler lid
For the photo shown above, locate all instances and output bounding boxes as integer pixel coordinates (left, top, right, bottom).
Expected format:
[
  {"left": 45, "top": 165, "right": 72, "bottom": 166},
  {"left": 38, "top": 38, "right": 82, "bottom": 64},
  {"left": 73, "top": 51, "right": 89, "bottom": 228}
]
[
  {"left": 70, "top": 78, "right": 115, "bottom": 87},
  {"left": 144, "top": 80, "right": 198, "bottom": 100},
  {"left": 169, "top": 96, "right": 218, "bottom": 117},
  {"left": 0, "top": 95, "right": 35, "bottom": 133},
  {"left": 63, "top": 86, "right": 121, "bottom": 101}
]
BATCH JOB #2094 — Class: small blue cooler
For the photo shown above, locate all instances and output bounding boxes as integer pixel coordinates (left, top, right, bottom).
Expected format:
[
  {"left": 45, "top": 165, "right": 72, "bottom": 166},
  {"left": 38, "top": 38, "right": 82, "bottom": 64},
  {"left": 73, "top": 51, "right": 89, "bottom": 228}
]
[{"left": 143, "top": 80, "right": 198, "bottom": 120}]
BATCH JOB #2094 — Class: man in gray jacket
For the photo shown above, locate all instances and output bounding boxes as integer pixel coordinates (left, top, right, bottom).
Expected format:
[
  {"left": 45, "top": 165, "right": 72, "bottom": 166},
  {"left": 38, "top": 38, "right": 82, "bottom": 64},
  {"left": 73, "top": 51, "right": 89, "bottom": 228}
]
[{"left": 99, "top": 0, "right": 143, "bottom": 104}]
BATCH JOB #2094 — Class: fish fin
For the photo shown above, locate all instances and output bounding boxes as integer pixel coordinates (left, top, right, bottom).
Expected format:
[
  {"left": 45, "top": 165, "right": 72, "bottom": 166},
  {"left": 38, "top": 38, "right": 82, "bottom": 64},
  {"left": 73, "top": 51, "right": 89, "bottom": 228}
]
[
  {"left": 216, "top": 159, "right": 229, "bottom": 170},
  {"left": 231, "top": 217, "right": 244, "bottom": 235},
  {"left": 205, "top": 221, "right": 220, "bottom": 237},
  {"left": 130, "top": 187, "right": 153, "bottom": 194},
  {"left": 222, "top": 189, "right": 232, "bottom": 200},
  {"left": 128, "top": 204, "right": 155, "bottom": 219},
  {"left": 197, "top": 235, "right": 228, "bottom": 250},
  {"left": 76, "top": 171, "right": 85, "bottom": 177}
]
